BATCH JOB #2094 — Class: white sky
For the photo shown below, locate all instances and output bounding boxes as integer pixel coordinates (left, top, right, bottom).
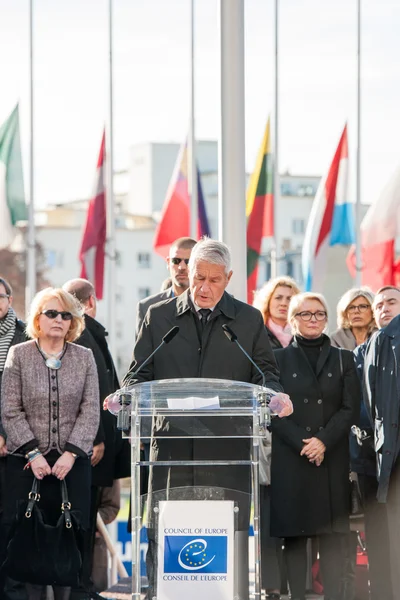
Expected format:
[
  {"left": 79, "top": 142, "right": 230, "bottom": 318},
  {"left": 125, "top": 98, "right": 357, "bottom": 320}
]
[{"left": 0, "top": 0, "right": 399, "bottom": 208}]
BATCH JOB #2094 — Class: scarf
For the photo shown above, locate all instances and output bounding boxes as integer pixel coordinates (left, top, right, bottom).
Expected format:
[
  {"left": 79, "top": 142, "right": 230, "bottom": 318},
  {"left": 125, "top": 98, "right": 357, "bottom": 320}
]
[
  {"left": 0, "top": 307, "right": 16, "bottom": 372},
  {"left": 267, "top": 318, "right": 293, "bottom": 348}
]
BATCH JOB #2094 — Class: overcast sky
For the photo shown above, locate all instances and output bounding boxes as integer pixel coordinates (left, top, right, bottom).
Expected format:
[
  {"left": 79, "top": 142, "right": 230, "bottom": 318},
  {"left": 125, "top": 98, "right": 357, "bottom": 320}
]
[{"left": 0, "top": 0, "right": 399, "bottom": 208}]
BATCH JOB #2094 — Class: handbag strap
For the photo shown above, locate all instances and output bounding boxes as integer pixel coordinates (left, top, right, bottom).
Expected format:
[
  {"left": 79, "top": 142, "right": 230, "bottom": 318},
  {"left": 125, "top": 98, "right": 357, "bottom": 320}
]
[
  {"left": 25, "top": 477, "right": 41, "bottom": 518},
  {"left": 60, "top": 478, "right": 72, "bottom": 529}
]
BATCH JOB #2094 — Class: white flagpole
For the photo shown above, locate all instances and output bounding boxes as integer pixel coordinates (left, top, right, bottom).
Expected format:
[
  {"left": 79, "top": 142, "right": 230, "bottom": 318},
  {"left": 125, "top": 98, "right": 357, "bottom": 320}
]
[
  {"left": 26, "top": 0, "right": 36, "bottom": 314},
  {"left": 106, "top": 0, "right": 116, "bottom": 356},
  {"left": 271, "top": 0, "right": 279, "bottom": 279},
  {"left": 355, "top": 0, "right": 362, "bottom": 286},
  {"left": 218, "top": 0, "right": 246, "bottom": 302},
  {"left": 188, "top": 0, "right": 198, "bottom": 239}
]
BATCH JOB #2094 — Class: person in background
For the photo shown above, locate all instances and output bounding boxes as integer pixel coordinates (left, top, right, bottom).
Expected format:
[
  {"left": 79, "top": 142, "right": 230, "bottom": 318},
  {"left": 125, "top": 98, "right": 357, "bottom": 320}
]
[
  {"left": 331, "top": 287, "right": 377, "bottom": 351},
  {"left": 363, "top": 286, "right": 400, "bottom": 600},
  {"left": 349, "top": 286, "right": 400, "bottom": 600},
  {"left": 270, "top": 292, "right": 360, "bottom": 600},
  {"left": 330, "top": 287, "right": 376, "bottom": 600},
  {"left": 1, "top": 288, "right": 100, "bottom": 600},
  {"left": 253, "top": 277, "right": 300, "bottom": 599},
  {"left": 91, "top": 480, "right": 121, "bottom": 593},
  {"left": 253, "top": 276, "right": 300, "bottom": 350},
  {"left": 0, "top": 277, "right": 28, "bottom": 600},
  {"left": 62, "top": 278, "right": 130, "bottom": 600},
  {"left": 135, "top": 237, "right": 196, "bottom": 336}
]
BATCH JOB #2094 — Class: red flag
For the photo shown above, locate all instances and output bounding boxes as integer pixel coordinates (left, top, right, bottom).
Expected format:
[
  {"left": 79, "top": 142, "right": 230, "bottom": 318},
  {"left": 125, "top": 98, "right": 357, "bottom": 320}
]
[
  {"left": 79, "top": 131, "right": 106, "bottom": 299},
  {"left": 347, "top": 162, "right": 400, "bottom": 290},
  {"left": 153, "top": 141, "right": 210, "bottom": 258}
]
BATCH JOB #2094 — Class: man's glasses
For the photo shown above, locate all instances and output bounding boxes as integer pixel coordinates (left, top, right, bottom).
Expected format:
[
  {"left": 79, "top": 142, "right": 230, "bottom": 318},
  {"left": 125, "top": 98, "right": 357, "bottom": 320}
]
[
  {"left": 347, "top": 303, "right": 370, "bottom": 314},
  {"left": 295, "top": 311, "right": 327, "bottom": 322},
  {"left": 0, "top": 294, "right": 10, "bottom": 300},
  {"left": 41, "top": 309, "right": 73, "bottom": 321},
  {"left": 170, "top": 258, "right": 190, "bottom": 265}
]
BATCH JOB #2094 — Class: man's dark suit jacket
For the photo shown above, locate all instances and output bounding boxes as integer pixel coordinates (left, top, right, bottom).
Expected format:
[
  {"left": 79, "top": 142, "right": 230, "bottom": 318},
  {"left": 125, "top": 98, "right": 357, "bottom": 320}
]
[
  {"left": 75, "top": 314, "right": 130, "bottom": 487},
  {"left": 135, "top": 287, "right": 173, "bottom": 337}
]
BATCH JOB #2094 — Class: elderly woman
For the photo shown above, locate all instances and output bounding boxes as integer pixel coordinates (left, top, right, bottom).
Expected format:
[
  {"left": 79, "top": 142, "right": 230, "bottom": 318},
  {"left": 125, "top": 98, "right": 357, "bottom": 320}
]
[
  {"left": 1, "top": 288, "right": 100, "bottom": 600},
  {"left": 270, "top": 292, "right": 360, "bottom": 600},
  {"left": 331, "top": 287, "right": 376, "bottom": 350},
  {"left": 253, "top": 276, "right": 300, "bottom": 350}
]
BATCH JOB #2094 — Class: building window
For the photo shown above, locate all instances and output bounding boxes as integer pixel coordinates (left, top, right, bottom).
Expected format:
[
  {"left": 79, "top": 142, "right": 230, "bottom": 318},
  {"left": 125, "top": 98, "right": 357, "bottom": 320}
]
[
  {"left": 298, "top": 184, "right": 315, "bottom": 197},
  {"left": 292, "top": 219, "right": 305, "bottom": 235},
  {"left": 137, "top": 252, "right": 151, "bottom": 269},
  {"left": 138, "top": 287, "right": 151, "bottom": 300},
  {"left": 46, "top": 249, "right": 64, "bottom": 268}
]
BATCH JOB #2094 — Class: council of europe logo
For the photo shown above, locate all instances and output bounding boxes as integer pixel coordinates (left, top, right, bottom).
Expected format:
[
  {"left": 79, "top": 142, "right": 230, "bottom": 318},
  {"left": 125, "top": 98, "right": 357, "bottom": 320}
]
[{"left": 164, "top": 536, "right": 227, "bottom": 574}]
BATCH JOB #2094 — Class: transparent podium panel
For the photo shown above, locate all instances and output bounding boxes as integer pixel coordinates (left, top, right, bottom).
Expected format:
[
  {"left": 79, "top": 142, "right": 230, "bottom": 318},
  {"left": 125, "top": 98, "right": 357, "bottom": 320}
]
[{"left": 109, "top": 378, "right": 274, "bottom": 600}]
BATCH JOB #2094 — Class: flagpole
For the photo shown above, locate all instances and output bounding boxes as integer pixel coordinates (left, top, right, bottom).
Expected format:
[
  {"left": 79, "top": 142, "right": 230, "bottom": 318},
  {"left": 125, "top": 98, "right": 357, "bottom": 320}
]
[
  {"left": 26, "top": 0, "right": 36, "bottom": 315},
  {"left": 271, "top": 0, "right": 279, "bottom": 279},
  {"left": 106, "top": 0, "right": 116, "bottom": 356},
  {"left": 188, "top": 0, "right": 198, "bottom": 239},
  {"left": 218, "top": 0, "right": 247, "bottom": 302},
  {"left": 355, "top": 0, "right": 362, "bottom": 286}
]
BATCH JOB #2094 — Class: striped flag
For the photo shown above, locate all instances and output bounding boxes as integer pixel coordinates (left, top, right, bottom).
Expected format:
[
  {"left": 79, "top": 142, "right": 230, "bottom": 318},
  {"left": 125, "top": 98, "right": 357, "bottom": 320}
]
[
  {"left": 347, "top": 163, "right": 400, "bottom": 290},
  {"left": 0, "top": 104, "right": 27, "bottom": 249},
  {"left": 246, "top": 117, "right": 273, "bottom": 303},
  {"left": 302, "top": 125, "right": 354, "bottom": 291},
  {"left": 153, "top": 140, "right": 210, "bottom": 258},
  {"left": 79, "top": 131, "right": 106, "bottom": 299}
]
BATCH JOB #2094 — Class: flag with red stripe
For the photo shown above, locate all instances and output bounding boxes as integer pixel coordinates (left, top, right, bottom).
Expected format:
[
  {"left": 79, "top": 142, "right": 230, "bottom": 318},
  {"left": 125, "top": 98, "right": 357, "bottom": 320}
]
[{"left": 79, "top": 131, "right": 106, "bottom": 299}]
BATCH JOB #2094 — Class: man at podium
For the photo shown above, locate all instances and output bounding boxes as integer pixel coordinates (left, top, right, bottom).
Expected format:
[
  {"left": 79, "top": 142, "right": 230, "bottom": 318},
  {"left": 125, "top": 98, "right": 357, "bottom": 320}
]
[{"left": 123, "top": 237, "right": 291, "bottom": 598}]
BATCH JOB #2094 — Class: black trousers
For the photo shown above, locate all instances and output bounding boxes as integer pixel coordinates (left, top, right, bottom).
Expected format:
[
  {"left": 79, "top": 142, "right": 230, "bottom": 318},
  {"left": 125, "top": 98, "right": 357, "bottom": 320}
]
[
  {"left": 383, "top": 459, "right": 400, "bottom": 600},
  {"left": 260, "top": 485, "right": 286, "bottom": 592},
  {"left": 284, "top": 533, "right": 343, "bottom": 600},
  {"left": 358, "top": 473, "right": 393, "bottom": 600}
]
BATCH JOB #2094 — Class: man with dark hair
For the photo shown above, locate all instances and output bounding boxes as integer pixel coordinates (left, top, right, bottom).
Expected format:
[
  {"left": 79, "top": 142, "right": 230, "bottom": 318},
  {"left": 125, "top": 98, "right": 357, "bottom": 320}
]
[
  {"left": 136, "top": 237, "right": 197, "bottom": 335},
  {"left": 63, "top": 278, "right": 130, "bottom": 598},
  {"left": 363, "top": 286, "right": 400, "bottom": 599},
  {"left": 0, "top": 277, "right": 28, "bottom": 600}
]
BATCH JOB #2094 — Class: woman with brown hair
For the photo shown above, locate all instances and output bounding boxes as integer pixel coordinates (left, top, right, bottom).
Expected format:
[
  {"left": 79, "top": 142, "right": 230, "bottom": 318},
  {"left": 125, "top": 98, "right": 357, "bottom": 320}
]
[
  {"left": 1, "top": 288, "right": 100, "bottom": 600},
  {"left": 253, "top": 276, "right": 300, "bottom": 350}
]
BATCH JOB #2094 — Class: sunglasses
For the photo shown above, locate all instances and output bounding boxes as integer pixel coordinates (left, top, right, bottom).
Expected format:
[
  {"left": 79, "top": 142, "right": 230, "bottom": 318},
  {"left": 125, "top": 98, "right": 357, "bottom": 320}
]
[
  {"left": 170, "top": 258, "right": 190, "bottom": 265},
  {"left": 41, "top": 309, "right": 73, "bottom": 321}
]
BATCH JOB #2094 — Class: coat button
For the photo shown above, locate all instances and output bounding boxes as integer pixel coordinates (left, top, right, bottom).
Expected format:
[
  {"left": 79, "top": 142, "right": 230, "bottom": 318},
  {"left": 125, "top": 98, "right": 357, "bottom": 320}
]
[
  {"left": 385, "top": 450, "right": 392, "bottom": 455},
  {"left": 52, "top": 427, "right": 57, "bottom": 433},
  {"left": 52, "top": 442, "right": 57, "bottom": 447},
  {"left": 53, "top": 415, "right": 57, "bottom": 420},
  {"left": 392, "top": 424, "right": 398, "bottom": 428},
  {"left": 52, "top": 401, "right": 57, "bottom": 406},
  {"left": 328, "top": 373, "right": 332, "bottom": 377},
  {"left": 51, "top": 375, "right": 56, "bottom": 380},
  {"left": 304, "top": 399, "right": 309, "bottom": 403},
  {"left": 306, "top": 426, "right": 311, "bottom": 432},
  {"left": 52, "top": 386, "right": 57, "bottom": 392},
  {"left": 319, "top": 426, "right": 324, "bottom": 431},
  {"left": 317, "top": 399, "right": 322, "bottom": 404},
  {"left": 293, "top": 373, "right": 297, "bottom": 378}
]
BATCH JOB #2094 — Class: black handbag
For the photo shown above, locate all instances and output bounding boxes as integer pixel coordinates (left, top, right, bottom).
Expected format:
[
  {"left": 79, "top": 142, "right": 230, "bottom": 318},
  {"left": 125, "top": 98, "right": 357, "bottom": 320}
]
[
  {"left": 350, "top": 477, "right": 363, "bottom": 516},
  {"left": 2, "top": 477, "right": 84, "bottom": 587}
]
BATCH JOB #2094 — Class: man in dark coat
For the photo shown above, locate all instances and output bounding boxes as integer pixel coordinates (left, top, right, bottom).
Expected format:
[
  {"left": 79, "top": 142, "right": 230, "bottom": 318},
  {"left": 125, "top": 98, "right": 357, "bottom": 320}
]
[
  {"left": 363, "top": 286, "right": 400, "bottom": 599},
  {"left": 135, "top": 236, "right": 196, "bottom": 336},
  {"left": 123, "top": 238, "right": 291, "bottom": 599},
  {"left": 63, "top": 278, "right": 130, "bottom": 598},
  {"left": 0, "top": 277, "right": 29, "bottom": 600}
]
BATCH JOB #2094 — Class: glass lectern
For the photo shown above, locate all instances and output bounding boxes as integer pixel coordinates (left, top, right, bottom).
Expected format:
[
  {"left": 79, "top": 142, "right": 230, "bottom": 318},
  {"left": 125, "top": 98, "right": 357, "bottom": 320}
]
[{"left": 109, "top": 378, "right": 274, "bottom": 600}]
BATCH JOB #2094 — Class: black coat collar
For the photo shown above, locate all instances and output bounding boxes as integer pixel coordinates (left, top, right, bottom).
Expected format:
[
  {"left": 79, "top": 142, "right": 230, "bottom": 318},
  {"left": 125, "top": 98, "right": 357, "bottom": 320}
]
[
  {"left": 175, "top": 290, "right": 235, "bottom": 320},
  {"left": 84, "top": 313, "right": 107, "bottom": 338}
]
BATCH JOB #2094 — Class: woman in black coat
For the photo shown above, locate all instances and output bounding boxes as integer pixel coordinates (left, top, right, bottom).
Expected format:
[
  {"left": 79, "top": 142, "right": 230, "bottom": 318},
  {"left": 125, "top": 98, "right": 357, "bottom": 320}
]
[{"left": 270, "top": 292, "right": 360, "bottom": 600}]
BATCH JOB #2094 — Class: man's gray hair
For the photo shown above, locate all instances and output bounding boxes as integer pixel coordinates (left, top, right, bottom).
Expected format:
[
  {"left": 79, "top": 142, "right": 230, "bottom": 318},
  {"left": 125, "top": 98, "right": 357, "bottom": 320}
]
[{"left": 189, "top": 238, "right": 232, "bottom": 274}]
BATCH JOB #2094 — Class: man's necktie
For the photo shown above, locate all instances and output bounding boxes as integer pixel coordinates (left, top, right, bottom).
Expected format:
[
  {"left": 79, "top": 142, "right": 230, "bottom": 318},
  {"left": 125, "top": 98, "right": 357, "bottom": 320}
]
[{"left": 199, "top": 308, "right": 212, "bottom": 330}]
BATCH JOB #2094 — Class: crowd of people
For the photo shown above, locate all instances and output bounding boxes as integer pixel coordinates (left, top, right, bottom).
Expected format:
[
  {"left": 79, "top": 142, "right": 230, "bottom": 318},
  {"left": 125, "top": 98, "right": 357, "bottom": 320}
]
[{"left": 0, "top": 236, "right": 399, "bottom": 600}]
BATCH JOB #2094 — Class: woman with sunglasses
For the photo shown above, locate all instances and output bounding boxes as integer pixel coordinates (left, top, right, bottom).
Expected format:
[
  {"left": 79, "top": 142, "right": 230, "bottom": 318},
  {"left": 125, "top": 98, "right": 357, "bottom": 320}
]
[
  {"left": 331, "top": 287, "right": 376, "bottom": 351},
  {"left": 269, "top": 292, "right": 360, "bottom": 600},
  {"left": 0, "top": 287, "right": 99, "bottom": 600}
]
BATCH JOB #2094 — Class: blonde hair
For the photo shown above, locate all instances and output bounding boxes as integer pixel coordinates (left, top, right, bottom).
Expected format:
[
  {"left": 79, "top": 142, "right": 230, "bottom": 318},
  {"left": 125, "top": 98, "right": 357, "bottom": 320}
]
[
  {"left": 337, "top": 287, "right": 375, "bottom": 331},
  {"left": 26, "top": 287, "right": 85, "bottom": 342},
  {"left": 253, "top": 276, "right": 300, "bottom": 323},
  {"left": 288, "top": 292, "right": 329, "bottom": 334}
]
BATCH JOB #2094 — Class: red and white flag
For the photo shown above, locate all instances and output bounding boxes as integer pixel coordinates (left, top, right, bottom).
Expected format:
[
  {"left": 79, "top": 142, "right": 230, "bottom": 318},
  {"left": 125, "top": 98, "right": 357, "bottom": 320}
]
[
  {"left": 79, "top": 131, "right": 106, "bottom": 299},
  {"left": 347, "top": 163, "right": 400, "bottom": 290}
]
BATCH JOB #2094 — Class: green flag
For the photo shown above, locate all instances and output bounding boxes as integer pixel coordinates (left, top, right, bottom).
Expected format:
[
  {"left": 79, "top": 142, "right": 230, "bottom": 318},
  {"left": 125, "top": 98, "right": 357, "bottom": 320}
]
[{"left": 0, "top": 104, "right": 26, "bottom": 249}]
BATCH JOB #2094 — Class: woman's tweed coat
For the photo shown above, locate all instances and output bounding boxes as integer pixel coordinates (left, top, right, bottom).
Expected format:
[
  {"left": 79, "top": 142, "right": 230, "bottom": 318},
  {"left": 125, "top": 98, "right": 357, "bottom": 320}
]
[{"left": 1, "top": 340, "right": 100, "bottom": 456}]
